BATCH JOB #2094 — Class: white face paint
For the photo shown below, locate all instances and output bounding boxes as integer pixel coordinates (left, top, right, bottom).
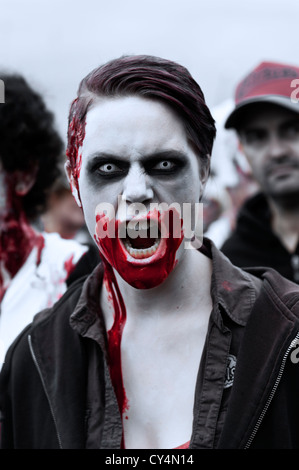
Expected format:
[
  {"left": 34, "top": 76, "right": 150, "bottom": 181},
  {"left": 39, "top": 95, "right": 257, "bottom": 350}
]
[
  {"left": 78, "top": 96, "right": 207, "bottom": 241},
  {"left": 72, "top": 96, "right": 210, "bottom": 288}
]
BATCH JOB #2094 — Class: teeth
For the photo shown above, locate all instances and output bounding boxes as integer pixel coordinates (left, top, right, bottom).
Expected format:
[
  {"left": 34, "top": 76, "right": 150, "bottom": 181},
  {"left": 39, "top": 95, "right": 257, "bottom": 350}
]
[{"left": 124, "top": 239, "right": 160, "bottom": 259}]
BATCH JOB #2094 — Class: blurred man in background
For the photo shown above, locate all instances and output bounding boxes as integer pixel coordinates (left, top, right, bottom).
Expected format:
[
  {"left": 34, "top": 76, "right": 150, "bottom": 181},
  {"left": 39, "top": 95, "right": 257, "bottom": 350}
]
[
  {"left": 221, "top": 61, "right": 299, "bottom": 283},
  {"left": 0, "top": 74, "right": 99, "bottom": 363}
]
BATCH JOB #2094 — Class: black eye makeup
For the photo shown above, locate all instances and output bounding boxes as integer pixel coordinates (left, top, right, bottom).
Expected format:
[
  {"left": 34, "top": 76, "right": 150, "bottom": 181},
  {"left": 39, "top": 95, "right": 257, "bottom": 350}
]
[
  {"left": 86, "top": 150, "right": 188, "bottom": 182},
  {"left": 97, "top": 162, "right": 125, "bottom": 176},
  {"left": 87, "top": 154, "right": 129, "bottom": 180},
  {"left": 144, "top": 158, "right": 186, "bottom": 176},
  {"left": 143, "top": 151, "right": 188, "bottom": 176}
]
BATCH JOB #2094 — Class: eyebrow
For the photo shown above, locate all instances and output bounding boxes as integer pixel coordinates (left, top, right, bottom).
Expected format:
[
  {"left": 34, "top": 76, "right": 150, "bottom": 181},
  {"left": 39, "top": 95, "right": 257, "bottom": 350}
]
[
  {"left": 279, "top": 118, "right": 299, "bottom": 130},
  {"left": 86, "top": 149, "right": 189, "bottom": 171},
  {"left": 241, "top": 118, "right": 299, "bottom": 134}
]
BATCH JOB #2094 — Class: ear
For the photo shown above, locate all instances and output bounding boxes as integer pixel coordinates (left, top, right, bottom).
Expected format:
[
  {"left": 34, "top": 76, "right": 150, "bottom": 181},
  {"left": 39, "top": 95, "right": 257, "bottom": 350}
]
[
  {"left": 236, "top": 138, "right": 253, "bottom": 170},
  {"left": 14, "top": 166, "right": 38, "bottom": 196},
  {"left": 64, "top": 161, "right": 82, "bottom": 207},
  {"left": 238, "top": 139, "right": 245, "bottom": 154},
  {"left": 199, "top": 154, "right": 211, "bottom": 198}
]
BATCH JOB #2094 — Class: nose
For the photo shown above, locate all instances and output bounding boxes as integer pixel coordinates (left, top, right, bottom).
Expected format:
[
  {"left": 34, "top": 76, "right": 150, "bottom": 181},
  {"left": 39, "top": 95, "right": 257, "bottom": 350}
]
[
  {"left": 122, "top": 162, "right": 154, "bottom": 205},
  {"left": 267, "top": 133, "right": 288, "bottom": 159}
]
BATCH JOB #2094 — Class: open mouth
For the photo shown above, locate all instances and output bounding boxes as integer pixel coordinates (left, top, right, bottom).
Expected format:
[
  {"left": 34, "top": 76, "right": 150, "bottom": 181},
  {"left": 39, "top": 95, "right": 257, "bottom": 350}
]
[{"left": 122, "top": 219, "right": 161, "bottom": 259}]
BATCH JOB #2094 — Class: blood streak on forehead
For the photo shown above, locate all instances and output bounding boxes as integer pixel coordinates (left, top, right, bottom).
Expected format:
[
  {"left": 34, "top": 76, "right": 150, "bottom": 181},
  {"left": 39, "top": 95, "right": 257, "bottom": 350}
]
[{"left": 66, "top": 100, "right": 86, "bottom": 193}]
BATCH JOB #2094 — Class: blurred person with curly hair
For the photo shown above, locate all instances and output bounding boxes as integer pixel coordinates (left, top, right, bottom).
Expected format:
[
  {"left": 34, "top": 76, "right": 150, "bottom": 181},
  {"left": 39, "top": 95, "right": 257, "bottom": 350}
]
[{"left": 0, "top": 74, "right": 99, "bottom": 364}]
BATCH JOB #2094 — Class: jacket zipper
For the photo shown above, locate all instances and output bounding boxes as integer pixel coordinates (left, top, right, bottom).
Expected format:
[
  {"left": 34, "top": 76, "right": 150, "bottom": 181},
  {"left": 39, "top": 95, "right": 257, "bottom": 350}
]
[
  {"left": 244, "top": 331, "right": 299, "bottom": 449},
  {"left": 28, "top": 334, "right": 63, "bottom": 449}
]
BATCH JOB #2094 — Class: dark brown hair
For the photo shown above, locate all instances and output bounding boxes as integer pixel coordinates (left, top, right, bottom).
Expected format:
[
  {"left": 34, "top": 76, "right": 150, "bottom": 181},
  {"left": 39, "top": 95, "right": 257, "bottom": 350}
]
[{"left": 66, "top": 54, "right": 216, "bottom": 181}]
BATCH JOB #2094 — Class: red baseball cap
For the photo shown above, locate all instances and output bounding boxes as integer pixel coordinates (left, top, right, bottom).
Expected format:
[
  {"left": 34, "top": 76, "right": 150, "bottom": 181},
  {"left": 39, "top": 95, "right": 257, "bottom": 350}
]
[{"left": 225, "top": 61, "right": 299, "bottom": 129}]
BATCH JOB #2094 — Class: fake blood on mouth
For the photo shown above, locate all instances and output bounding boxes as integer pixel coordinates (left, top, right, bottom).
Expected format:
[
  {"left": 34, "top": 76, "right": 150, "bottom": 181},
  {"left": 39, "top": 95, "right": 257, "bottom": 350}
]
[{"left": 94, "top": 209, "right": 184, "bottom": 289}]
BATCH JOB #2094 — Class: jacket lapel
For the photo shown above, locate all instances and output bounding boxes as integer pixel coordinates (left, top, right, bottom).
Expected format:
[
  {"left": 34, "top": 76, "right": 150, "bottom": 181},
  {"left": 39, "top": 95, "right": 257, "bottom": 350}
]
[{"left": 30, "top": 309, "right": 89, "bottom": 449}]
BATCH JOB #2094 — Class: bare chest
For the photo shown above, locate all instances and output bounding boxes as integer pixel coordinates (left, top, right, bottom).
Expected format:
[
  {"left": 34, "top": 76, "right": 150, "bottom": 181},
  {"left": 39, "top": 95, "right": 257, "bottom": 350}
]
[{"left": 109, "top": 309, "right": 210, "bottom": 449}]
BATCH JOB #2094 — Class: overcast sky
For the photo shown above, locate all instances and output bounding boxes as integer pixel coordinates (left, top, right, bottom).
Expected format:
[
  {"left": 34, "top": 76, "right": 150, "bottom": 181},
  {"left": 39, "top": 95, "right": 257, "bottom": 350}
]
[{"left": 1, "top": 0, "right": 298, "bottom": 140}]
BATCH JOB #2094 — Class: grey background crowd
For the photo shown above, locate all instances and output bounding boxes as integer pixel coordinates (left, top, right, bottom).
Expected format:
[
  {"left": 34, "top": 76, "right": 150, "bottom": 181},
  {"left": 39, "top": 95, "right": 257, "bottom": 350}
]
[{"left": 1, "top": 0, "right": 298, "bottom": 243}]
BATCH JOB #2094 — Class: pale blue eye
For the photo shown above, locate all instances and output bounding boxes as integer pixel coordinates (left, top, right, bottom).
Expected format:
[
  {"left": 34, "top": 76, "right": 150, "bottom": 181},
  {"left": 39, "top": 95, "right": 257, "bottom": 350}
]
[
  {"left": 153, "top": 160, "right": 174, "bottom": 170},
  {"left": 99, "top": 163, "right": 120, "bottom": 173}
]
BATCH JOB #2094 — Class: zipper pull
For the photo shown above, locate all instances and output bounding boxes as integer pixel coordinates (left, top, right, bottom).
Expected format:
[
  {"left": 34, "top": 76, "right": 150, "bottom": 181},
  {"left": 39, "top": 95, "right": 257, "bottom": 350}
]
[{"left": 291, "top": 254, "right": 299, "bottom": 283}]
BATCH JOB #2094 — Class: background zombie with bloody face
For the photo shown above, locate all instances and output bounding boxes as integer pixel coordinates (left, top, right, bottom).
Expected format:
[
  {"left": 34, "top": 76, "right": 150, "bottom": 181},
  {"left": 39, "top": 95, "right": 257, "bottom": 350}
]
[
  {"left": 0, "top": 74, "right": 63, "bottom": 299},
  {"left": 0, "top": 75, "right": 97, "bottom": 362}
]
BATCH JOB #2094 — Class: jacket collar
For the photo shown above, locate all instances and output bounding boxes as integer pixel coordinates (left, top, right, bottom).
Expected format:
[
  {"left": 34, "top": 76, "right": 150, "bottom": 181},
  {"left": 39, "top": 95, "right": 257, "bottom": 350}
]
[
  {"left": 69, "top": 263, "right": 108, "bottom": 358},
  {"left": 204, "top": 238, "right": 262, "bottom": 327},
  {"left": 70, "top": 238, "right": 262, "bottom": 336}
]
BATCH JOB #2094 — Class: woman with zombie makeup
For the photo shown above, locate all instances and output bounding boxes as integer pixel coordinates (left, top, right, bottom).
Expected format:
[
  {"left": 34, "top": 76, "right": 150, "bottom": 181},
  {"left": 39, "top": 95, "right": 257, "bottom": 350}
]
[
  {"left": 0, "top": 75, "right": 99, "bottom": 364},
  {"left": 1, "top": 56, "right": 299, "bottom": 449}
]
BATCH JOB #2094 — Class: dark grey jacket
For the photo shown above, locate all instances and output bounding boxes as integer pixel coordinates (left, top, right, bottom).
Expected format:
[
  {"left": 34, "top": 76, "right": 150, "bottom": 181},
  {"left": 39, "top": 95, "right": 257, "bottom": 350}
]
[
  {"left": 221, "top": 192, "right": 299, "bottom": 283},
  {"left": 1, "top": 241, "right": 299, "bottom": 449}
]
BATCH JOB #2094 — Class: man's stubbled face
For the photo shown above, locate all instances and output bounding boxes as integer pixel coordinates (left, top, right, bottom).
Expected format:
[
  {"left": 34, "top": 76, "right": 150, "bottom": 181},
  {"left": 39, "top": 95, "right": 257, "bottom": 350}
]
[{"left": 239, "top": 104, "right": 299, "bottom": 202}]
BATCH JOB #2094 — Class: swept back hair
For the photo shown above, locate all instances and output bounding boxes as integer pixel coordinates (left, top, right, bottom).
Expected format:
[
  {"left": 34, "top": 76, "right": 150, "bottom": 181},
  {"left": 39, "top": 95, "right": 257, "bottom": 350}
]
[{"left": 66, "top": 54, "right": 216, "bottom": 183}]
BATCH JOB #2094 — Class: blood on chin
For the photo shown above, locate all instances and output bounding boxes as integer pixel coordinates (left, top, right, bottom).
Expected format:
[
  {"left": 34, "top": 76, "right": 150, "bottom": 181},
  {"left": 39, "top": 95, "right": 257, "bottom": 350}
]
[{"left": 94, "top": 209, "right": 184, "bottom": 289}]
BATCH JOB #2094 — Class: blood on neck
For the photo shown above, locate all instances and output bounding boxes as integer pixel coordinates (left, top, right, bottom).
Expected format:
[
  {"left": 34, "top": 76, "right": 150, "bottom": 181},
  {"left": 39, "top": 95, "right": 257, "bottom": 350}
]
[
  {"left": 103, "top": 261, "right": 129, "bottom": 448},
  {"left": 0, "top": 175, "right": 44, "bottom": 302}
]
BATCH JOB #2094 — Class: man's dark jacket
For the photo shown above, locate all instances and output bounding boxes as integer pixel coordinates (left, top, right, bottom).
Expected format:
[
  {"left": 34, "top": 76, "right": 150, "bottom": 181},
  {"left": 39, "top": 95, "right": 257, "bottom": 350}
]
[
  {"left": 1, "top": 242, "right": 299, "bottom": 449},
  {"left": 221, "top": 192, "right": 299, "bottom": 283}
]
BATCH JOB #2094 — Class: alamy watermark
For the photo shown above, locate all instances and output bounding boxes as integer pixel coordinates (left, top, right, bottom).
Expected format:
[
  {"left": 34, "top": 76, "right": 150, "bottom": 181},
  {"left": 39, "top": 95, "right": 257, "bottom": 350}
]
[
  {"left": 290, "top": 79, "right": 299, "bottom": 103},
  {"left": 290, "top": 339, "right": 299, "bottom": 364},
  {"left": 95, "top": 197, "right": 204, "bottom": 250},
  {"left": 0, "top": 79, "right": 4, "bottom": 103}
]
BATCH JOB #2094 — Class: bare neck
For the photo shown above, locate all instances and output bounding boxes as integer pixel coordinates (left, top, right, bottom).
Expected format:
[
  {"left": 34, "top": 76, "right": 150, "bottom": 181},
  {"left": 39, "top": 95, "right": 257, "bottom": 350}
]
[
  {"left": 100, "top": 246, "right": 213, "bottom": 328},
  {"left": 269, "top": 199, "right": 299, "bottom": 252},
  {"left": 0, "top": 209, "right": 43, "bottom": 301}
]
